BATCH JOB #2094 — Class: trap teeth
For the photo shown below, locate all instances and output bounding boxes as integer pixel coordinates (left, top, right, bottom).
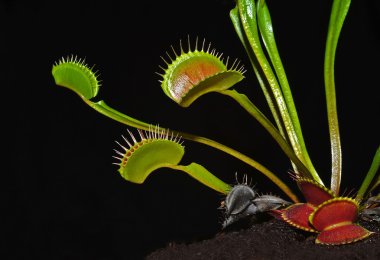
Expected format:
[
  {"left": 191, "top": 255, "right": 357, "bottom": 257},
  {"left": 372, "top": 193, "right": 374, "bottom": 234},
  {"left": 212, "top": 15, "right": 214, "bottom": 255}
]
[
  {"left": 281, "top": 203, "right": 317, "bottom": 232},
  {"left": 315, "top": 224, "right": 373, "bottom": 245},
  {"left": 309, "top": 197, "right": 372, "bottom": 244},
  {"left": 52, "top": 55, "right": 100, "bottom": 99},
  {"left": 113, "top": 127, "right": 185, "bottom": 184}
]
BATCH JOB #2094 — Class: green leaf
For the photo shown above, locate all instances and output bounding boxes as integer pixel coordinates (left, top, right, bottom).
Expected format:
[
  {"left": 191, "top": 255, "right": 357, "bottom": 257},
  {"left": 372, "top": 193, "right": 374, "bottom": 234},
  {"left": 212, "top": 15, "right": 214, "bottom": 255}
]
[
  {"left": 256, "top": 0, "right": 319, "bottom": 182},
  {"left": 230, "top": 6, "right": 287, "bottom": 140},
  {"left": 370, "top": 178, "right": 380, "bottom": 194},
  {"left": 324, "top": 0, "right": 351, "bottom": 195},
  {"left": 171, "top": 163, "right": 232, "bottom": 194},
  {"left": 236, "top": 0, "right": 322, "bottom": 184},
  {"left": 88, "top": 100, "right": 152, "bottom": 130},
  {"left": 356, "top": 145, "right": 380, "bottom": 201},
  {"left": 220, "top": 89, "right": 312, "bottom": 180}
]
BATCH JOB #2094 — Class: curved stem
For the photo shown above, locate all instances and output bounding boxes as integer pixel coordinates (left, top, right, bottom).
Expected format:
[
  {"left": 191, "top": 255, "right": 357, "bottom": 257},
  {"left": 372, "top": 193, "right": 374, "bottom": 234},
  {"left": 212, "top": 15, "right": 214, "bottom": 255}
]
[
  {"left": 166, "top": 163, "right": 232, "bottom": 195},
  {"left": 369, "top": 178, "right": 380, "bottom": 194},
  {"left": 236, "top": 0, "right": 313, "bottom": 180},
  {"left": 230, "top": 7, "right": 287, "bottom": 139},
  {"left": 356, "top": 145, "right": 380, "bottom": 202},
  {"left": 179, "top": 135, "right": 299, "bottom": 202},
  {"left": 221, "top": 89, "right": 319, "bottom": 182},
  {"left": 83, "top": 97, "right": 299, "bottom": 202},
  {"left": 256, "top": 0, "right": 318, "bottom": 179},
  {"left": 324, "top": 0, "right": 351, "bottom": 195}
]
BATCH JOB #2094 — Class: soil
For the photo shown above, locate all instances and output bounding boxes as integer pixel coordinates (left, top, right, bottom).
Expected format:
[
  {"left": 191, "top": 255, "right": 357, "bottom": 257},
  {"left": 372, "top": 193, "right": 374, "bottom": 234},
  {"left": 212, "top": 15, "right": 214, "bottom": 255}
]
[{"left": 146, "top": 218, "right": 380, "bottom": 260}]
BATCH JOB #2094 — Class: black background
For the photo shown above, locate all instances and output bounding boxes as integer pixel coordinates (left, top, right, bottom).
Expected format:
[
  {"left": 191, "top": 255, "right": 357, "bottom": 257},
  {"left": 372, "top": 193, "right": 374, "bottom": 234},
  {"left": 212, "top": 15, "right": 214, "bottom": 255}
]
[{"left": 3, "top": 0, "right": 379, "bottom": 259}]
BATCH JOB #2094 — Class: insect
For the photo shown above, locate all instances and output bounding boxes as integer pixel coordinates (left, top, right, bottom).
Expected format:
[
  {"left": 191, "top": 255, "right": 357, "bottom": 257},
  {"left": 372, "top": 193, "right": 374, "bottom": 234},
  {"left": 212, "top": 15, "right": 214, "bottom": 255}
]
[{"left": 221, "top": 175, "right": 291, "bottom": 229}]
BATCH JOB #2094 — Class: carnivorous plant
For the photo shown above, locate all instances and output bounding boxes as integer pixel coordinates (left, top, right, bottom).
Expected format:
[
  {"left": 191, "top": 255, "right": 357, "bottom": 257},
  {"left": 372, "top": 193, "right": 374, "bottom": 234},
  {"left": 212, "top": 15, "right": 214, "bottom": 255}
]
[{"left": 52, "top": 0, "right": 379, "bottom": 245}]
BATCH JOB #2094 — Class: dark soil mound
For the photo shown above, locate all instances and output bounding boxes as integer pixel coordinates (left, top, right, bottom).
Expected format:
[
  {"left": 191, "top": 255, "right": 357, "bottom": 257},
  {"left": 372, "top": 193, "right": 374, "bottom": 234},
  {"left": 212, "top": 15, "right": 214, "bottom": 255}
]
[{"left": 146, "top": 219, "right": 380, "bottom": 260}]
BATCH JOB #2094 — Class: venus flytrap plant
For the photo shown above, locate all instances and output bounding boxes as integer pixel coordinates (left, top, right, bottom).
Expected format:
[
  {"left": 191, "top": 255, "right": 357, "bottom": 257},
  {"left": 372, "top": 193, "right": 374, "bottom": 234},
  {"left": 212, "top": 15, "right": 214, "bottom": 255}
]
[{"left": 52, "top": 0, "right": 379, "bottom": 246}]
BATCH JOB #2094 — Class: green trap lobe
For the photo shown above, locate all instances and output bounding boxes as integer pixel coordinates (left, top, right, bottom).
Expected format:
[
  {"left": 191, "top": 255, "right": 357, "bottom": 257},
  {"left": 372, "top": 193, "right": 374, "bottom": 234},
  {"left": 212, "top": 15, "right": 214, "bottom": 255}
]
[
  {"left": 118, "top": 139, "right": 185, "bottom": 184},
  {"left": 52, "top": 60, "right": 99, "bottom": 100}
]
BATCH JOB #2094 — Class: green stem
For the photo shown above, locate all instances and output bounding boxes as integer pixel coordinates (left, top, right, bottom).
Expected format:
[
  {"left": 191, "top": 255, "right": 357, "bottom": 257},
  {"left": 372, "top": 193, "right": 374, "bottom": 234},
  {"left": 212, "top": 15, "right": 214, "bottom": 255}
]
[
  {"left": 179, "top": 134, "right": 299, "bottom": 203},
  {"left": 324, "top": 0, "right": 351, "bottom": 195},
  {"left": 356, "top": 145, "right": 380, "bottom": 202},
  {"left": 369, "top": 178, "right": 380, "bottom": 194},
  {"left": 220, "top": 89, "right": 315, "bottom": 180},
  {"left": 167, "top": 163, "right": 232, "bottom": 195},
  {"left": 236, "top": 0, "right": 312, "bottom": 180},
  {"left": 230, "top": 7, "right": 287, "bottom": 139},
  {"left": 256, "top": 0, "right": 318, "bottom": 180},
  {"left": 83, "top": 97, "right": 299, "bottom": 202},
  {"left": 231, "top": 5, "right": 310, "bottom": 178}
]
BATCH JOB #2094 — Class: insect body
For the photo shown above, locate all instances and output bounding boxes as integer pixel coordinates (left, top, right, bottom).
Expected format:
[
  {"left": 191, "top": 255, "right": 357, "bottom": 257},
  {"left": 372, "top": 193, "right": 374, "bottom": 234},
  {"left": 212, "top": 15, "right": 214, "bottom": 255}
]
[{"left": 222, "top": 184, "right": 291, "bottom": 229}]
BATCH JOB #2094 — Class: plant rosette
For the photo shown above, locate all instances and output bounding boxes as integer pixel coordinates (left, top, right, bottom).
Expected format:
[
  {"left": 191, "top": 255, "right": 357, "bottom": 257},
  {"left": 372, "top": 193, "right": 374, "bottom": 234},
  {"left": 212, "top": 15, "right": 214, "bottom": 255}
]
[{"left": 270, "top": 175, "right": 373, "bottom": 245}]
